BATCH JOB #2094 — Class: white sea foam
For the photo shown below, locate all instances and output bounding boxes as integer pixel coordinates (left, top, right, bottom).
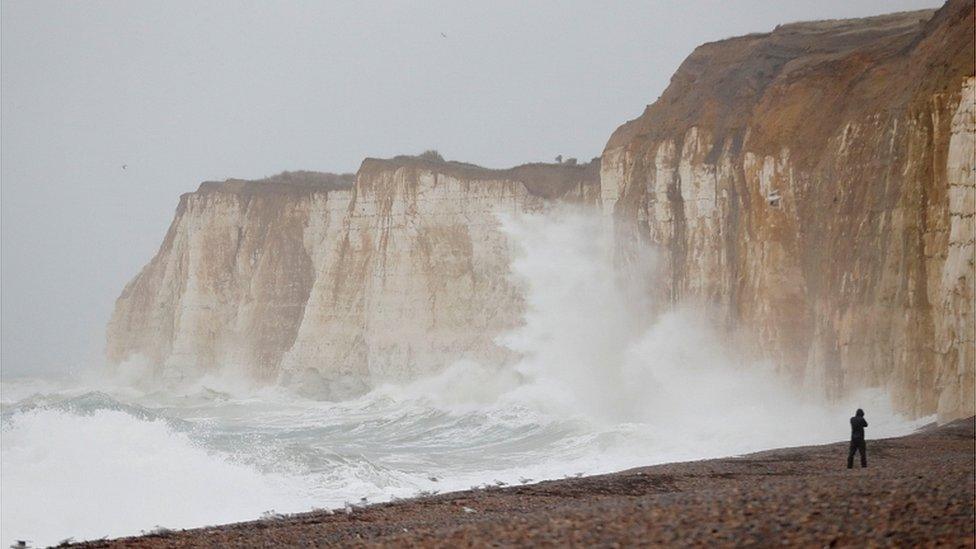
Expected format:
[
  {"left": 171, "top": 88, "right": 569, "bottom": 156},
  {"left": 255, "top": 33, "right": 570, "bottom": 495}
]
[{"left": 0, "top": 408, "right": 299, "bottom": 544}]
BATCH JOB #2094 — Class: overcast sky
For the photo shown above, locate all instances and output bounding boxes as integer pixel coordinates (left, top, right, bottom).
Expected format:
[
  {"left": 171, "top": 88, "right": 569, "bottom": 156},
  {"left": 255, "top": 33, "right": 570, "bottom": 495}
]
[{"left": 1, "top": 0, "right": 942, "bottom": 377}]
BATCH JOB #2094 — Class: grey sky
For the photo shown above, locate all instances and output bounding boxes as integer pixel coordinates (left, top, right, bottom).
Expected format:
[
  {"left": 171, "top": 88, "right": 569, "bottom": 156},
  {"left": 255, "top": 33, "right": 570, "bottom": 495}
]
[{"left": 1, "top": 0, "right": 942, "bottom": 377}]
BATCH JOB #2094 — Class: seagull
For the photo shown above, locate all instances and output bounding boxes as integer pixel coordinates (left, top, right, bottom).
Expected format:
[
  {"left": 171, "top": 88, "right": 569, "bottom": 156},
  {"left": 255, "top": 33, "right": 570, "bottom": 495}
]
[
  {"left": 519, "top": 477, "right": 533, "bottom": 485},
  {"left": 440, "top": 32, "right": 447, "bottom": 38},
  {"left": 428, "top": 476, "right": 439, "bottom": 482}
]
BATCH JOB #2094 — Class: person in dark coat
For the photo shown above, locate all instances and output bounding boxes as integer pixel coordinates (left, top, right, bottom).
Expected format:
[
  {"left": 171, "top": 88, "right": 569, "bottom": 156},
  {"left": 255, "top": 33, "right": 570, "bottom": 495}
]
[{"left": 847, "top": 408, "right": 868, "bottom": 468}]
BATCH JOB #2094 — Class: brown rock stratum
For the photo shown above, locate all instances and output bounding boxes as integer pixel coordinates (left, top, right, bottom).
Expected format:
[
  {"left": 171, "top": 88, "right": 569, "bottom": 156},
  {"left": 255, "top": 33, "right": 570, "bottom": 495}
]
[{"left": 72, "top": 417, "right": 975, "bottom": 548}]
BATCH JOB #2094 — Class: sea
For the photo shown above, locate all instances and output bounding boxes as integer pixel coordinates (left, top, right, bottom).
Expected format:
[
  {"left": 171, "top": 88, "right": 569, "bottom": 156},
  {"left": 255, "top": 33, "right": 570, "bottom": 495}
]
[{"left": 0, "top": 210, "right": 930, "bottom": 546}]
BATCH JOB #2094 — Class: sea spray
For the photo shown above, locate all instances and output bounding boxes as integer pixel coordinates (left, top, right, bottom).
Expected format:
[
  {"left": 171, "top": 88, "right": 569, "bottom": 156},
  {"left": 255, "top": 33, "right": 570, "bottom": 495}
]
[{"left": 492, "top": 208, "right": 824, "bottom": 429}]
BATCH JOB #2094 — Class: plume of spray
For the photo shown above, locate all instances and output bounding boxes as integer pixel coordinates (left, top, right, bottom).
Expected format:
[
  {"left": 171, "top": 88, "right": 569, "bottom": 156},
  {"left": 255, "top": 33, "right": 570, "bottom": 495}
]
[
  {"left": 486, "top": 206, "right": 919, "bottom": 456},
  {"left": 496, "top": 208, "right": 640, "bottom": 420}
]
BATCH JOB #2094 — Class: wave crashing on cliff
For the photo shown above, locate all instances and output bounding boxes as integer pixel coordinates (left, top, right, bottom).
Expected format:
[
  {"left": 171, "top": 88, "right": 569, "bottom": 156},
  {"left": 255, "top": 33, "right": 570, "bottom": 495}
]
[{"left": 0, "top": 209, "right": 927, "bottom": 546}]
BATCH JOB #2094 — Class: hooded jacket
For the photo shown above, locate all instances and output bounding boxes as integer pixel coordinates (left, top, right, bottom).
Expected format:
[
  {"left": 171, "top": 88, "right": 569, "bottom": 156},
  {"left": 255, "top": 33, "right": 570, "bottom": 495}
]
[{"left": 850, "top": 410, "right": 868, "bottom": 440}]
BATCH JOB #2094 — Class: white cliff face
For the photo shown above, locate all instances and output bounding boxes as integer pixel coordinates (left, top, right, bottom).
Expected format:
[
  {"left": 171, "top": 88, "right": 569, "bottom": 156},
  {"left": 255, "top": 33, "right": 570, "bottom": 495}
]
[
  {"left": 937, "top": 76, "right": 975, "bottom": 418},
  {"left": 107, "top": 162, "right": 598, "bottom": 397},
  {"left": 601, "top": 3, "right": 975, "bottom": 421},
  {"left": 279, "top": 164, "right": 556, "bottom": 396},
  {"left": 107, "top": 175, "right": 354, "bottom": 383}
]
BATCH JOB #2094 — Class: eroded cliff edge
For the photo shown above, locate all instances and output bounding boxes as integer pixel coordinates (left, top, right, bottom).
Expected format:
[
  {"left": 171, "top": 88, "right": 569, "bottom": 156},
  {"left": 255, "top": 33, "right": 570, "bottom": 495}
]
[
  {"left": 106, "top": 159, "right": 599, "bottom": 395},
  {"left": 602, "top": 1, "right": 974, "bottom": 420},
  {"left": 108, "top": 2, "right": 974, "bottom": 420}
]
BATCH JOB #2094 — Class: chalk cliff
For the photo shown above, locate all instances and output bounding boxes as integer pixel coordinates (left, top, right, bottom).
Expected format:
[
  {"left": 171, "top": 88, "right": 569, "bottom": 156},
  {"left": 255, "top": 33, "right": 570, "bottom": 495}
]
[
  {"left": 109, "top": 2, "right": 973, "bottom": 419},
  {"left": 601, "top": 1, "right": 974, "bottom": 420},
  {"left": 106, "top": 160, "right": 599, "bottom": 396}
]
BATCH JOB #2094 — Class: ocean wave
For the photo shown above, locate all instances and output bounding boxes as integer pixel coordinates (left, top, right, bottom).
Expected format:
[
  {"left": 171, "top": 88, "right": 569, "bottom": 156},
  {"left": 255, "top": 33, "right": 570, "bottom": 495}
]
[{"left": 0, "top": 407, "right": 317, "bottom": 546}]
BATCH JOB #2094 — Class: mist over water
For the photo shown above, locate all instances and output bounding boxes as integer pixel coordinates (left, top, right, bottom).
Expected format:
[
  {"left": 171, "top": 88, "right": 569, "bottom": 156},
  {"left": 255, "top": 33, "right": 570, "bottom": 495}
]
[{"left": 0, "top": 209, "right": 928, "bottom": 546}]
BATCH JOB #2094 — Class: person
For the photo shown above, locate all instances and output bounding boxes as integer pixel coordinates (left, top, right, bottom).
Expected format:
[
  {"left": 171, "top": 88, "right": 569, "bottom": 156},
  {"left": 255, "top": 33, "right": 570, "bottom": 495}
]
[{"left": 847, "top": 408, "right": 868, "bottom": 468}]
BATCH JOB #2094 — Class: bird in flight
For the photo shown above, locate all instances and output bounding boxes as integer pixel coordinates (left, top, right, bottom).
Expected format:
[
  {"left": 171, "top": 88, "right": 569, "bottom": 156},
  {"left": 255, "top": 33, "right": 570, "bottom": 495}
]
[
  {"left": 440, "top": 32, "right": 447, "bottom": 38},
  {"left": 122, "top": 164, "right": 127, "bottom": 170}
]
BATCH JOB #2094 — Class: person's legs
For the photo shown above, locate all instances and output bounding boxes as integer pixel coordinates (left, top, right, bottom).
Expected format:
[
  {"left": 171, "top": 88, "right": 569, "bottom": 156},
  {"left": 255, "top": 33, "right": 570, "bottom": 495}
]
[
  {"left": 859, "top": 439, "right": 867, "bottom": 468},
  {"left": 847, "top": 441, "right": 857, "bottom": 469}
]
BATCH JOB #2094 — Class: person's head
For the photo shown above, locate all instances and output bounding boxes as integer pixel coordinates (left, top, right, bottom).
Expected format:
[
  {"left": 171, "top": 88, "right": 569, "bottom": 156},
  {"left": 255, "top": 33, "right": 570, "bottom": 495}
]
[{"left": 855, "top": 408, "right": 864, "bottom": 417}]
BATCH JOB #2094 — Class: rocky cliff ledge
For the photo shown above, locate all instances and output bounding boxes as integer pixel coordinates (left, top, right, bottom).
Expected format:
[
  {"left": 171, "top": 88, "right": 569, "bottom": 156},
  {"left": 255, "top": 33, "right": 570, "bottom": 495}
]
[
  {"left": 106, "top": 158, "right": 599, "bottom": 395},
  {"left": 602, "top": 1, "right": 974, "bottom": 420}
]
